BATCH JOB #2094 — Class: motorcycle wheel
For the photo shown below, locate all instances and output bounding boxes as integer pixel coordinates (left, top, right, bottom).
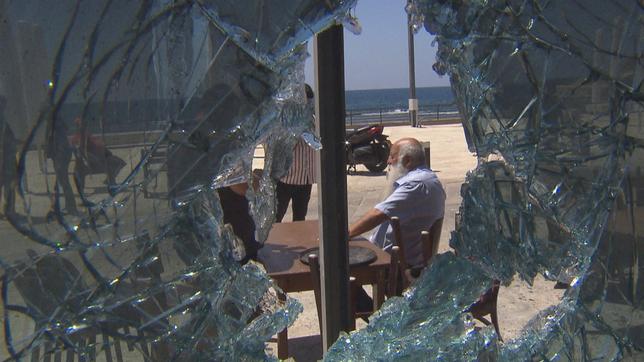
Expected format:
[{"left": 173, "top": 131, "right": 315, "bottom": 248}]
[{"left": 364, "top": 141, "right": 390, "bottom": 173}]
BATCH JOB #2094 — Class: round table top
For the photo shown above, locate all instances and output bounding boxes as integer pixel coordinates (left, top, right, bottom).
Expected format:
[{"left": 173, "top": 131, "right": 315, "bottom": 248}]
[{"left": 299, "top": 245, "right": 377, "bottom": 267}]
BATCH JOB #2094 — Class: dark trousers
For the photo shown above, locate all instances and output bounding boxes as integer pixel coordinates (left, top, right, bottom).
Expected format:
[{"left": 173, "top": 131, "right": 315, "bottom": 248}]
[
  {"left": 1, "top": 126, "right": 17, "bottom": 214},
  {"left": 52, "top": 150, "right": 78, "bottom": 214},
  {"left": 275, "top": 181, "right": 312, "bottom": 222}
]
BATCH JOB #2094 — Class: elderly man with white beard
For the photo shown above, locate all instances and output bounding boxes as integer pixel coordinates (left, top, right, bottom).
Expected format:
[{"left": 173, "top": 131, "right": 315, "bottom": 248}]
[
  {"left": 348, "top": 137, "right": 446, "bottom": 317},
  {"left": 349, "top": 137, "right": 446, "bottom": 273}
]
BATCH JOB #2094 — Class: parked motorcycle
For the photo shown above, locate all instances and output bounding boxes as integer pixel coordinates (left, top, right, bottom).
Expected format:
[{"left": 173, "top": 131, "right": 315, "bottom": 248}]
[{"left": 345, "top": 124, "right": 391, "bottom": 173}]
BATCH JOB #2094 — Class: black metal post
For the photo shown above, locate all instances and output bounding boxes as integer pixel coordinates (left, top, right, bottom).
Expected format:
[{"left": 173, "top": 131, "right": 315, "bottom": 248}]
[
  {"left": 314, "top": 25, "right": 351, "bottom": 352},
  {"left": 407, "top": 1, "right": 418, "bottom": 127}
]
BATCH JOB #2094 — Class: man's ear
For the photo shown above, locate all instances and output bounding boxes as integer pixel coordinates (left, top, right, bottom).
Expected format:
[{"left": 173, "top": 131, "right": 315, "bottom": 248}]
[{"left": 402, "top": 155, "right": 412, "bottom": 169}]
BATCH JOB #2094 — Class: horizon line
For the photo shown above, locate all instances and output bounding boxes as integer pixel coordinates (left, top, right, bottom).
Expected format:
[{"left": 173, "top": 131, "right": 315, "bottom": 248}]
[{"left": 344, "top": 85, "right": 452, "bottom": 91}]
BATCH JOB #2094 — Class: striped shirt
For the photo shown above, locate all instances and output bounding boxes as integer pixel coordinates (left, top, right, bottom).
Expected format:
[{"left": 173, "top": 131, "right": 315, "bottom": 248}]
[{"left": 281, "top": 138, "right": 317, "bottom": 185}]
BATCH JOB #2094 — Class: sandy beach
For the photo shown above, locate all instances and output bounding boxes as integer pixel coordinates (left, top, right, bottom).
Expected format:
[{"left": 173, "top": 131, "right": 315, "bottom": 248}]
[{"left": 266, "top": 123, "right": 564, "bottom": 361}]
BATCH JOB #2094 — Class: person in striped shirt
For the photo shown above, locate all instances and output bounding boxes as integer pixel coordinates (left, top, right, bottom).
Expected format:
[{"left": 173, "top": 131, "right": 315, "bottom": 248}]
[{"left": 276, "top": 84, "right": 317, "bottom": 222}]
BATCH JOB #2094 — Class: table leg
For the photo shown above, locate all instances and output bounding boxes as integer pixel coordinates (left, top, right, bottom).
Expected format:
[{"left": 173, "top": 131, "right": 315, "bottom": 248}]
[
  {"left": 277, "top": 291, "right": 289, "bottom": 359},
  {"left": 373, "top": 270, "right": 386, "bottom": 310}
]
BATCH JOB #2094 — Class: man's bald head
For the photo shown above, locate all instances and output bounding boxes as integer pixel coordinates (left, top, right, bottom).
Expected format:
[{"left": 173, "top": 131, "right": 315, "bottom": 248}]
[{"left": 389, "top": 137, "right": 426, "bottom": 170}]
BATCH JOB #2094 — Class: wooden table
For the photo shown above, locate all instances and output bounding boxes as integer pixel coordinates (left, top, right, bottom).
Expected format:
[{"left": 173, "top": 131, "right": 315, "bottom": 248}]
[{"left": 258, "top": 220, "right": 390, "bottom": 359}]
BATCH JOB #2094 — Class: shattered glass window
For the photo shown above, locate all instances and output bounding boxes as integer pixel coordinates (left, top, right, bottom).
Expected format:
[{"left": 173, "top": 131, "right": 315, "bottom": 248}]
[
  {"left": 1, "top": 0, "right": 641, "bottom": 361},
  {"left": 0, "top": 1, "right": 354, "bottom": 360},
  {"left": 325, "top": 0, "right": 643, "bottom": 360}
]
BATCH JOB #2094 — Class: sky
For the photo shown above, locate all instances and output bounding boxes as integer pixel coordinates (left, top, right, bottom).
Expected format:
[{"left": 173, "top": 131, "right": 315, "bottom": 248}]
[{"left": 304, "top": 0, "right": 451, "bottom": 91}]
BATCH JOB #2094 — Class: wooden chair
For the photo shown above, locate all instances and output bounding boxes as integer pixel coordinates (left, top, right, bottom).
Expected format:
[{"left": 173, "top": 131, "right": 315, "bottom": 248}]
[
  {"left": 8, "top": 252, "right": 127, "bottom": 362},
  {"left": 466, "top": 280, "right": 502, "bottom": 341},
  {"left": 390, "top": 217, "right": 409, "bottom": 283},
  {"left": 426, "top": 218, "right": 443, "bottom": 260},
  {"left": 390, "top": 216, "right": 443, "bottom": 291},
  {"left": 386, "top": 246, "right": 401, "bottom": 298},
  {"left": 454, "top": 211, "right": 502, "bottom": 340},
  {"left": 9, "top": 249, "right": 167, "bottom": 361}
]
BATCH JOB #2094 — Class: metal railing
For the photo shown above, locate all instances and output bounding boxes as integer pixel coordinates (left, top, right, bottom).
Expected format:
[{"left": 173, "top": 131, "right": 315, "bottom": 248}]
[{"left": 345, "top": 103, "right": 459, "bottom": 126}]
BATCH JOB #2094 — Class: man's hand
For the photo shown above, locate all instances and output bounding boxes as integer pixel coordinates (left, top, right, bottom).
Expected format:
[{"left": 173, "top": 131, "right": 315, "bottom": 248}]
[
  {"left": 348, "top": 208, "right": 388, "bottom": 239},
  {"left": 228, "top": 169, "right": 263, "bottom": 196},
  {"left": 228, "top": 183, "right": 248, "bottom": 196},
  {"left": 251, "top": 168, "right": 263, "bottom": 191}
]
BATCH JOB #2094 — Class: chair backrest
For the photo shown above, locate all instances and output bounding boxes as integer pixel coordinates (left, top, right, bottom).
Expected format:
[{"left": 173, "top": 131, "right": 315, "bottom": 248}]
[
  {"left": 426, "top": 217, "right": 443, "bottom": 262},
  {"left": 390, "top": 217, "right": 408, "bottom": 270},
  {"left": 391, "top": 216, "right": 443, "bottom": 268},
  {"left": 10, "top": 253, "right": 87, "bottom": 322},
  {"left": 420, "top": 230, "right": 432, "bottom": 266},
  {"left": 386, "top": 246, "right": 401, "bottom": 298},
  {"left": 9, "top": 254, "right": 130, "bottom": 362},
  {"left": 390, "top": 216, "right": 443, "bottom": 291}
]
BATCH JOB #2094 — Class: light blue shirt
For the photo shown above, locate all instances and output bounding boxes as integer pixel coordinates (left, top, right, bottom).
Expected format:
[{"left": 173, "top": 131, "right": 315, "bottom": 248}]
[{"left": 370, "top": 167, "right": 446, "bottom": 267}]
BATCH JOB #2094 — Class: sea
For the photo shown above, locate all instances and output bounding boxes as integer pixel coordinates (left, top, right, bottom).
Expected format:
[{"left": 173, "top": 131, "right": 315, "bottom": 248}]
[
  {"left": 346, "top": 86, "right": 455, "bottom": 111},
  {"left": 344, "top": 86, "right": 458, "bottom": 125},
  {"left": 63, "top": 86, "right": 458, "bottom": 133}
]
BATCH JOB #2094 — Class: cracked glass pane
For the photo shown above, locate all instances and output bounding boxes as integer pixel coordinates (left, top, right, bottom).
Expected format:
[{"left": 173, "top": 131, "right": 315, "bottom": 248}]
[
  {"left": 1, "top": 0, "right": 641, "bottom": 361},
  {"left": 325, "top": 0, "right": 643, "bottom": 360},
  {"left": 0, "top": 0, "right": 352, "bottom": 360},
  {"left": 197, "top": 0, "right": 357, "bottom": 70}
]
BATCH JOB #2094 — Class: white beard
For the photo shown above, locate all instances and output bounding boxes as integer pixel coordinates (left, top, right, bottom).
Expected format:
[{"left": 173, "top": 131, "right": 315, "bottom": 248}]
[{"left": 382, "top": 161, "right": 408, "bottom": 198}]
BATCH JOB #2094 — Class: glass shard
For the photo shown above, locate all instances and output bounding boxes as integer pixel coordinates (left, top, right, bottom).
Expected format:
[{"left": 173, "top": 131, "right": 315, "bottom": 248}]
[
  {"left": 1, "top": 0, "right": 641, "bottom": 360},
  {"left": 0, "top": 1, "right": 350, "bottom": 359},
  {"left": 325, "top": 0, "right": 643, "bottom": 360}
]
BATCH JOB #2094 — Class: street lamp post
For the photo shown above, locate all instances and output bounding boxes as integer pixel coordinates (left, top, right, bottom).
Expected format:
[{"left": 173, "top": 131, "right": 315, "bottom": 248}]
[{"left": 406, "top": 0, "right": 418, "bottom": 127}]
